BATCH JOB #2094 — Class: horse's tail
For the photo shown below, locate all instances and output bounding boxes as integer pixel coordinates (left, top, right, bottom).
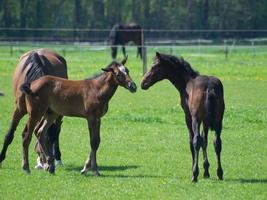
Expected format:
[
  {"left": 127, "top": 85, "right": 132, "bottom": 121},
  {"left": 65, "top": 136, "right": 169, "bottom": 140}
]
[
  {"left": 109, "top": 24, "right": 119, "bottom": 44},
  {"left": 20, "top": 52, "right": 45, "bottom": 96},
  {"left": 205, "top": 87, "right": 217, "bottom": 131},
  {"left": 20, "top": 83, "right": 36, "bottom": 96}
]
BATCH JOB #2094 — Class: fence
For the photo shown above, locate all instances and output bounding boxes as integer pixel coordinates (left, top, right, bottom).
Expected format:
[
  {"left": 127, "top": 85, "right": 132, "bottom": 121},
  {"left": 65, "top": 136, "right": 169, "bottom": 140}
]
[
  {"left": 1, "top": 28, "right": 267, "bottom": 43},
  {"left": 0, "top": 28, "right": 267, "bottom": 73}
]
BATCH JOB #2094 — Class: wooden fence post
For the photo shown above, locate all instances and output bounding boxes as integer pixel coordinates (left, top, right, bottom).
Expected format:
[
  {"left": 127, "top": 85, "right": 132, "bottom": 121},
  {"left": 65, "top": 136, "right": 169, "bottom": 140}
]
[{"left": 141, "top": 29, "right": 147, "bottom": 75}]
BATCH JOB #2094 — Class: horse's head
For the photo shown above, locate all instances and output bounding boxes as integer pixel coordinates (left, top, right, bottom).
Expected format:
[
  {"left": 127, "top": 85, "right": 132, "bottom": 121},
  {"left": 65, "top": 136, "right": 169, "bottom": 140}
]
[
  {"left": 102, "top": 56, "right": 137, "bottom": 93},
  {"left": 141, "top": 52, "right": 170, "bottom": 90}
]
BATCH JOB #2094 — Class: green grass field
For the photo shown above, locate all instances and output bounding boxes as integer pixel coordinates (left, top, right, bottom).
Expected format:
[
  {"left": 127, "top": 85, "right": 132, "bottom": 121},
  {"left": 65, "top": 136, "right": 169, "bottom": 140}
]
[{"left": 0, "top": 45, "right": 266, "bottom": 199}]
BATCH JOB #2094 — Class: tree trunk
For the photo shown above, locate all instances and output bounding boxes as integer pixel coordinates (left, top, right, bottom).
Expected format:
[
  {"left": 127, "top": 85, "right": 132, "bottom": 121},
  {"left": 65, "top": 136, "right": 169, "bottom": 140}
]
[
  {"left": 202, "top": 0, "right": 209, "bottom": 29},
  {"left": 185, "top": 0, "right": 194, "bottom": 29}
]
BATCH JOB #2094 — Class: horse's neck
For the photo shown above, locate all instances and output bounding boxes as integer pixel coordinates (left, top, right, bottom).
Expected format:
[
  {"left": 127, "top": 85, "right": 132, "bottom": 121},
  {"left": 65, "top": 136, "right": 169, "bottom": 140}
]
[
  {"left": 168, "top": 71, "right": 188, "bottom": 93},
  {"left": 96, "top": 73, "right": 118, "bottom": 102},
  {"left": 168, "top": 68, "right": 196, "bottom": 100}
]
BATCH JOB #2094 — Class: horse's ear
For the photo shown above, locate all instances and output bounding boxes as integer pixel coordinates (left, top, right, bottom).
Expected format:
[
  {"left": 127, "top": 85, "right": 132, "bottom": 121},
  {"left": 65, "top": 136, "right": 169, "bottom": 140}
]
[
  {"left": 121, "top": 55, "right": 128, "bottom": 65},
  {"left": 156, "top": 52, "right": 161, "bottom": 60},
  {"left": 101, "top": 67, "right": 114, "bottom": 73}
]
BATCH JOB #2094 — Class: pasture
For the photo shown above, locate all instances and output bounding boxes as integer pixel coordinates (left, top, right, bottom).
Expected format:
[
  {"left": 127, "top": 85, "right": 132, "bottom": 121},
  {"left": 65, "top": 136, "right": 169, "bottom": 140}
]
[{"left": 0, "top": 45, "right": 266, "bottom": 199}]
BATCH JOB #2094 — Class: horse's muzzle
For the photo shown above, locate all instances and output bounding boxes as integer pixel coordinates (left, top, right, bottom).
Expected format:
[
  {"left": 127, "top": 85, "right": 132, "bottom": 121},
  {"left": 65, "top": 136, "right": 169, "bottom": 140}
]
[
  {"left": 128, "top": 82, "right": 137, "bottom": 93},
  {"left": 141, "top": 80, "right": 149, "bottom": 90}
]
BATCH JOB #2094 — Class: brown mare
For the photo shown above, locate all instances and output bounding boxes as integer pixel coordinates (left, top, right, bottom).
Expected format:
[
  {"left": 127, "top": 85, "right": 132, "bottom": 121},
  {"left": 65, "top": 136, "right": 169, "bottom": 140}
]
[
  {"left": 0, "top": 49, "right": 68, "bottom": 173},
  {"left": 20, "top": 57, "right": 137, "bottom": 176},
  {"left": 141, "top": 52, "right": 225, "bottom": 182}
]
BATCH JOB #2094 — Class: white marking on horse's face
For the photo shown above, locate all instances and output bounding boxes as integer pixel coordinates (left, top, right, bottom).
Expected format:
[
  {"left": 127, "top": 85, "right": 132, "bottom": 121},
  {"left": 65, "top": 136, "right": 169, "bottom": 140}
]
[{"left": 118, "top": 65, "right": 128, "bottom": 75}]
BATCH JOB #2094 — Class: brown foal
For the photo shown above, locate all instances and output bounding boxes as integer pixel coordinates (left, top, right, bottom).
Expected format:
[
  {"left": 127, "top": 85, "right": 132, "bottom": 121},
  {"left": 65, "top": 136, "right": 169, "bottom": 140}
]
[{"left": 21, "top": 57, "right": 137, "bottom": 175}]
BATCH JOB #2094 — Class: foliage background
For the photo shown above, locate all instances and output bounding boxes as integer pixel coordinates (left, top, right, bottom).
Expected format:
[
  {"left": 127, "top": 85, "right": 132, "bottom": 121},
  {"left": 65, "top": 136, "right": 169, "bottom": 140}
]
[{"left": 1, "top": 0, "right": 267, "bottom": 30}]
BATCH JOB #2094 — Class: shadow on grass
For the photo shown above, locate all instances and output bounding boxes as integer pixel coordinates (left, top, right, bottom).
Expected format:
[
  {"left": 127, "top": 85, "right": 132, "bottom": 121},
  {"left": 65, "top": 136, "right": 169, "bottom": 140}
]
[
  {"left": 99, "top": 174, "right": 167, "bottom": 179},
  {"left": 64, "top": 164, "right": 139, "bottom": 172},
  {"left": 226, "top": 178, "right": 267, "bottom": 184},
  {"left": 63, "top": 164, "right": 170, "bottom": 178}
]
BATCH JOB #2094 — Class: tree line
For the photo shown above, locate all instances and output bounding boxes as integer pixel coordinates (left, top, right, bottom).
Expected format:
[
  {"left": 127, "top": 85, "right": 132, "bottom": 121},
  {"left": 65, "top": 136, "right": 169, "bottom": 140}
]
[{"left": 0, "top": 0, "right": 266, "bottom": 40}]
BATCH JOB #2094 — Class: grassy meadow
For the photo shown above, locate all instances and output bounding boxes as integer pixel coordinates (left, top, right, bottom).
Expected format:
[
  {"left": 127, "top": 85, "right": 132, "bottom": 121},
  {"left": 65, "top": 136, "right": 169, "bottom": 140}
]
[{"left": 0, "top": 44, "right": 266, "bottom": 199}]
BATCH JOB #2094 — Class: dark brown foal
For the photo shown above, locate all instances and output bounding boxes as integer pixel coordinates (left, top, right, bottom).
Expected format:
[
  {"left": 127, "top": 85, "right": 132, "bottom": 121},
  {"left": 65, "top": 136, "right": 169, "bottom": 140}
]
[
  {"left": 141, "top": 52, "right": 225, "bottom": 182},
  {"left": 21, "top": 57, "right": 137, "bottom": 175}
]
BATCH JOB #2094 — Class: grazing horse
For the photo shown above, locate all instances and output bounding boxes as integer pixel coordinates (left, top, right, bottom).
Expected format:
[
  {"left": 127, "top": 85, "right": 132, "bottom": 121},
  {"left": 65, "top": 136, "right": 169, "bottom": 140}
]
[
  {"left": 141, "top": 52, "right": 225, "bottom": 182},
  {"left": 20, "top": 57, "right": 137, "bottom": 176},
  {"left": 0, "top": 91, "right": 4, "bottom": 96},
  {"left": 0, "top": 49, "right": 68, "bottom": 173},
  {"left": 109, "top": 23, "right": 143, "bottom": 59}
]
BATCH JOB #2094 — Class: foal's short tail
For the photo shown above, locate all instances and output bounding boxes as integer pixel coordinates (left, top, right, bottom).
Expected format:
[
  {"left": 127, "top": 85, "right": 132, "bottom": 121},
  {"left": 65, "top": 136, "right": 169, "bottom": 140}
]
[
  {"left": 20, "top": 83, "right": 35, "bottom": 96},
  {"left": 205, "top": 88, "right": 217, "bottom": 131}
]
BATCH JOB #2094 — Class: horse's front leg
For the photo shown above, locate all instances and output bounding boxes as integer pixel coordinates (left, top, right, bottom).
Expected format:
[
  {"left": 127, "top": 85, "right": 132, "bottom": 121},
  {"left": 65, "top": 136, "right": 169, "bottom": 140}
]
[
  {"left": 36, "top": 113, "right": 59, "bottom": 174},
  {"left": 185, "top": 115, "right": 194, "bottom": 170},
  {"left": 81, "top": 117, "right": 101, "bottom": 176},
  {"left": 48, "top": 116, "right": 63, "bottom": 166},
  {"left": 22, "top": 114, "right": 40, "bottom": 173},
  {"left": 191, "top": 117, "right": 202, "bottom": 182}
]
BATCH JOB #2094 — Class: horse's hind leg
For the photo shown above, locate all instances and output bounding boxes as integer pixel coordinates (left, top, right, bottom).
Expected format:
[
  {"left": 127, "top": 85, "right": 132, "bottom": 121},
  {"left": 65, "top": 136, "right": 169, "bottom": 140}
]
[
  {"left": 0, "top": 107, "right": 25, "bottom": 165},
  {"left": 214, "top": 121, "right": 223, "bottom": 180},
  {"left": 137, "top": 46, "right": 142, "bottom": 59},
  {"left": 22, "top": 116, "right": 40, "bottom": 173},
  {"left": 122, "top": 46, "right": 126, "bottom": 58},
  {"left": 191, "top": 117, "right": 202, "bottom": 182},
  {"left": 202, "top": 123, "right": 210, "bottom": 178},
  {"left": 185, "top": 116, "right": 195, "bottom": 170},
  {"left": 111, "top": 47, "right": 117, "bottom": 59}
]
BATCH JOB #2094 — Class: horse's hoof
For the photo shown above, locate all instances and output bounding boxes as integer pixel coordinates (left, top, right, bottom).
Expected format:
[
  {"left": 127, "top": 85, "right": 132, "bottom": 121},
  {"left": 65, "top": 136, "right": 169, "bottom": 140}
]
[
  {"left": 34, "top": 164, "right": 43, "bottom": 170},
  {"left": 55, "top": 160, "right": 63, "bottom": 166},
  {"left": 203, "top": 172, "right": 210, "bottom": 179},
  {"left": 23, "top": 169, "right": 31, "bottom": 174},
  {"left": 217, "top": 168, "right": 224, "bottom": 180},
  {"left": 93, "top": 171, "right": 100, "bottom": 177},
  {"left": 43, "top": 163, "right": 49, "bottom": 171},
  {"left": 49, "top": 166, "right": 55, "bottom": 174},
  {"left": 81, "top": 168, "right": 88, "bottom": 176},
  {"left": 47, "top": 162, "right": 55, "bottom": 174},
  {"left": 0, "top": 154, "right": 5, "bottom": 163},
  {"left": 191, "top": 176, "right": 198, "bottom": 182}
]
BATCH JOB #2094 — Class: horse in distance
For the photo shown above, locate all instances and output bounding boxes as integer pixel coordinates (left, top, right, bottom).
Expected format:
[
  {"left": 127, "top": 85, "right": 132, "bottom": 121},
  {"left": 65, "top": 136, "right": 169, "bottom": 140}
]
[
  {"left": 109, "top": 23, "right": 143, "bottom": 60},
  {"left": 141, "top": 52, "right": 225, "bottom": 182}
]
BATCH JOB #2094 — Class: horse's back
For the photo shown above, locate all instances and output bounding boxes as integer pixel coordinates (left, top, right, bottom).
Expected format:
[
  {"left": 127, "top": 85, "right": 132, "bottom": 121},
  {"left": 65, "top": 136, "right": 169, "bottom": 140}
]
[
  {"left": 188, "top": 75, "right": 224, "bottom": 121},
  {"left": 192, "top": 75, "right": 223, "bottom": 94},
  {"left": 110, "top": 24, "right": 142, "bottom": 45},
  {"left": 13, "top": 49, "right": 68, "bottom": 95}
]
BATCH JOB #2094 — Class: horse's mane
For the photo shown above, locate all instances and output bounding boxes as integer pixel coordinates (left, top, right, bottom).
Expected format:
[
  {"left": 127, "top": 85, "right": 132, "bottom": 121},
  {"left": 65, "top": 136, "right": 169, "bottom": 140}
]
[
  {"left": 86, "top": 61, "right": 119, "bottom": 80},
  {"left": 22, "top": 52, "right": 49, "bottom": 85},
  {"left": 161, "top": 54, "right": 199, "bottom": 78},
  {"left": 86, "top": 72, "right": 104, "bottom": 80}
]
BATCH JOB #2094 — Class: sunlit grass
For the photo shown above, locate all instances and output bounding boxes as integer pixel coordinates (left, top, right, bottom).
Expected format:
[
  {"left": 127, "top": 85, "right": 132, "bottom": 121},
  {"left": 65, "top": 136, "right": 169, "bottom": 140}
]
[{"left": 0, "top": 45, "right": 266, "bottom": 199}]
